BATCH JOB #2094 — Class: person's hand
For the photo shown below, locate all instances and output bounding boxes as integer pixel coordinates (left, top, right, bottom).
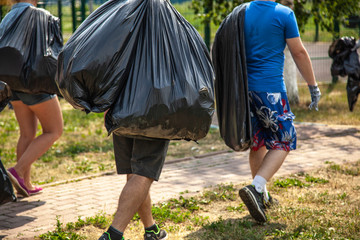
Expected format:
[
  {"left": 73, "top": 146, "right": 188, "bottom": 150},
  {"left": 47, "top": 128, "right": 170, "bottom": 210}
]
[{"left": 308, "top": 85, "right": 321, "bottom": 111}]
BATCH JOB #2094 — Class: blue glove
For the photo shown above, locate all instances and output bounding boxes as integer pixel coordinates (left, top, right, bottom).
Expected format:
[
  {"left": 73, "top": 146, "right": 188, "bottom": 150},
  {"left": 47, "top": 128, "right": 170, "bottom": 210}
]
[{"left": 308, "top": 85, "right": 321, "bottom": 111}]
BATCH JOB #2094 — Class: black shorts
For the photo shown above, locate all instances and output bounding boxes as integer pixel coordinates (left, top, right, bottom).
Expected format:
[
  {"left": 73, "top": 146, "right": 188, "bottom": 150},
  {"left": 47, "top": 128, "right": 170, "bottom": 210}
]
[
  {"left": 112, "top": 134, "right": 169, "bottom": 181},
  {"left": 11, "top": 91, "right": 56, "bottom": 106}
]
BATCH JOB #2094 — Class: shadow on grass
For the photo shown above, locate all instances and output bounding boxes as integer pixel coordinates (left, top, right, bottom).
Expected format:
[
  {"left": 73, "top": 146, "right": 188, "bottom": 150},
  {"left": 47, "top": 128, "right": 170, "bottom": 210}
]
[
  {"left": 184, "top": 216, "right": 287, "bottom": 240},
  {"left": 325, "top": 82, "right": 338, "bottom": 94}
]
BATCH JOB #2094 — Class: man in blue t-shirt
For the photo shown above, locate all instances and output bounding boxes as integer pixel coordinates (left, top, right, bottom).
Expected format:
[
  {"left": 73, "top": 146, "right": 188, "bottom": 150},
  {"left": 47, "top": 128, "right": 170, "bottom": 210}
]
[{"left": 238, "top": 0, "right": 321, "bottom": 223}]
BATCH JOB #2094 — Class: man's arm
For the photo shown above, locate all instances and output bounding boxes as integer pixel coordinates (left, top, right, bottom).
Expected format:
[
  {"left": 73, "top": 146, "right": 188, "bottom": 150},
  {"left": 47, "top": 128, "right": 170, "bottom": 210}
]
[
  {"left": 286, "top": 37, "right": 320, "bottom": 110},
  {"left": 286, "top": 37, "right": 316, "bottom": 86}
]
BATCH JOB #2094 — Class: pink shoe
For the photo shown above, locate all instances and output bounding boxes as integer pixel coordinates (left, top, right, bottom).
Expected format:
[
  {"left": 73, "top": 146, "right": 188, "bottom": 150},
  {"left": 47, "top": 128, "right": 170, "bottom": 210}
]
[
  {"left": 29, "top": 186, "right": 43, "bottom": 195},
  {"left": 7, "top": 168, "right": 30, "bottom": 197}
]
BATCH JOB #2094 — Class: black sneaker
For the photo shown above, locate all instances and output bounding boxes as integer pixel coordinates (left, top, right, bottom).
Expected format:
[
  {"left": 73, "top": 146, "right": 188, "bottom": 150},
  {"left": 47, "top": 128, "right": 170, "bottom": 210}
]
[
  {"left": 98, "top": 232, "right": 124, "bottom": 240},
  {"left": 144, "top": 225, "right": 168, "bottom": 240},
  {"left": 239, "top": 185, "right": 267, "bottom": 223}
]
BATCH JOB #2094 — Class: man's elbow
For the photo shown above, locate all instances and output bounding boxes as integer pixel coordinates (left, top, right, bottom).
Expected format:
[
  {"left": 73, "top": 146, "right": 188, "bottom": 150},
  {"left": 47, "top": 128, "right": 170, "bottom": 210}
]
[{"left": 291, "top": 48, "right": 308, "bottom": 61}]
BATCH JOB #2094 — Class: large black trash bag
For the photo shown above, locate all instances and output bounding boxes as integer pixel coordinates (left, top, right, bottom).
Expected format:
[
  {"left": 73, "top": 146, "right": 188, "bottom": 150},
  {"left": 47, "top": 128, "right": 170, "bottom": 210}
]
[
  {"left": 212, "top": 3, "right": 252, "bottom": 151},
  {"left": 328, "top": 37, "right": 359, "bottom": 77},
  {"left": 0, "top": 81, "right": 11, "bottom": 112},
  {"left": 0, "top": 6, "right": 63, "bottom": 95},
  {"left": 329, "top": 37, "right": 360, "bottom": 111},
  {"left": 0, "top": 158, "right": 17, "bottom": 205},
  {"left": 328, "top": 37, "right": 356, "bottom": 77},
  {"left": 57, "top": 0, "right": 215, "bottom": 141}
]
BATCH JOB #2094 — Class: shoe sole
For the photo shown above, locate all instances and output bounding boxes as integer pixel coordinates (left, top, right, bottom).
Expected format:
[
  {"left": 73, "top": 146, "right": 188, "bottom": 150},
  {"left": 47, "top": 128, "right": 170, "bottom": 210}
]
[
  {"left": 239, "top": 187, "right": 267, "bottom": 223},
  {"left": 7, "top": 170, "right": 30, "bottom": 197},
  {"left": 145, "top": 232, "right": 168, "bottom": 240}
]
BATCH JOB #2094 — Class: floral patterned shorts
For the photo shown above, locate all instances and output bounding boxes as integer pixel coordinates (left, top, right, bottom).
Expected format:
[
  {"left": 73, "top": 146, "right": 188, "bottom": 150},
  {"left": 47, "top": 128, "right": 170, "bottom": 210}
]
[{"left": 249, "top": 91, "right": 297, "bottom": 151}]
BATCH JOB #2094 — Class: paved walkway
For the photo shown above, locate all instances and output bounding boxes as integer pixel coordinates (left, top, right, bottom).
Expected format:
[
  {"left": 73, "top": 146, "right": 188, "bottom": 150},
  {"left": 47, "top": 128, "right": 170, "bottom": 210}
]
[{"left": 1, "top": 122, "right": 360, "bottom": 240}]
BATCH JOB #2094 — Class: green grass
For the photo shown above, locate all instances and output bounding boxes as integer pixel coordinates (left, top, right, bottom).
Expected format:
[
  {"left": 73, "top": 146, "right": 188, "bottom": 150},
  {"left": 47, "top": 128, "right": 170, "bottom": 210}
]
[{"left": 291, "top": 82, "right": 360, "bottom": 125}]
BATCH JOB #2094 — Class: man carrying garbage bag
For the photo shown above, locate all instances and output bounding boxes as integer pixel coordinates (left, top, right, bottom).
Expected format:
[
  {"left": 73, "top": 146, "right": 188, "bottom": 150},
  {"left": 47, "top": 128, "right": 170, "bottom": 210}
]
[
  {"left": 56, "top": 0, "right": 215, "bottom": 239},
  {"left": 213, "top": 0, "right": 320, "bottom": 223}
]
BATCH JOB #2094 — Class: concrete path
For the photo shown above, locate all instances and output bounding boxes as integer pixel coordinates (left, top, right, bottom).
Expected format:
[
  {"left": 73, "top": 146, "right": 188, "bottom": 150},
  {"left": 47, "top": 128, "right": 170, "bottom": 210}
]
[{"left": 1, "top": 122, "right": 360, "bottom": 239}]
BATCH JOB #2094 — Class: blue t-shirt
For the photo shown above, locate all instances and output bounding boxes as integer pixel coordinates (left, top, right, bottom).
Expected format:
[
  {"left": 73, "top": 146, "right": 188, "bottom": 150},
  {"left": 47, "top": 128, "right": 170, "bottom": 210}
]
[
  {"left": 0, "top": 2, "right": 33, "bottom": 38},
  {"left": 244, "top": 1, "right": 300, "bottom": 92}
]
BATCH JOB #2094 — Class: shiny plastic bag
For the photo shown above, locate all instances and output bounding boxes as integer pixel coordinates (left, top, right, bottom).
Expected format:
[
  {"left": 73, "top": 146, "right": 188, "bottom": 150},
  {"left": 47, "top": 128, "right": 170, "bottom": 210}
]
[
  {"left": 57, "top": 0, "right": 215, "bottom": 141},
  {"left": 0, "top": 6, "right": 63, "bottom": 95},
  {"left": 0, "top": 158, "right": 16, "bottom": 205},
  {"left": 347, "top": 75, "right": 360, "bottom": 111},
  {"left": 329, "top": 37, "right": 360, "bottom": 111},
  {"left": 212, "top": 3, "right": 252, "bottom": 151},
  {"left": 329, "top": 37, "right": 357, "bottom": 77},
  {"left": 0, "top": 81, "right": 11, "bottom": 112}
]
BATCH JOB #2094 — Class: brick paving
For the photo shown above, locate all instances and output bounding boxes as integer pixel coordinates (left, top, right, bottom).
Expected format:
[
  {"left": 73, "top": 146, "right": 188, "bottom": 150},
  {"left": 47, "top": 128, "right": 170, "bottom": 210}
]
[{"left": 1, "top": 122, "right": 360, "bottom": 239}]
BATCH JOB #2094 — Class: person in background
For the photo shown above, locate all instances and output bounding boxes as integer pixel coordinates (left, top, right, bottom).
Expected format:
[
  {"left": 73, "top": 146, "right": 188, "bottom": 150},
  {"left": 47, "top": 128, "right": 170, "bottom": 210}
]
[
  {"left": 0, "top": 0, "right": 63, "bottom": 197},
  {"left": 237, "top": 0, "right": 321, "bottom": 223}
]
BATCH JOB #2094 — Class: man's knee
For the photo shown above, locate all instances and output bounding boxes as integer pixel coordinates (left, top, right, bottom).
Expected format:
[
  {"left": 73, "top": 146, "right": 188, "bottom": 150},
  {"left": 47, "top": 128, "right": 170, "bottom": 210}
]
[{"left": 128, "top": 174, "right": 154, "bottom": 185}]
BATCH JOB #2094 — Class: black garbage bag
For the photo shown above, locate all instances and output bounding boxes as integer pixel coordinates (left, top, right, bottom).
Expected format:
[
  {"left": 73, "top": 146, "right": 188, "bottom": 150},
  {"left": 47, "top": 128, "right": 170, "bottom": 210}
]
[
  {"left": 0, "top": 6, "right": 63, "bottom": 95},
  {"left": 0, "top": 158, "right": 16, "bottom": 205},
  {"left": 344, "top": 50, "right": 360, "bottom": 79},
  {"left": 329, "top": 36, "right": 360, "bottom": 111},
  {"left": 57, "top": 0, "right": 215, "bottom": 141},
  {"left": 347, "top": 74, "right": 360, "bottom": 111},
  {"left": 212, "top": 3, "right": 252, "bottom": 151},
  {"left": 0, "top": 81, "right": 11, "bottom": 112},
  {"left": 329, "top": 37, "right": 356, "bottom": 77}
]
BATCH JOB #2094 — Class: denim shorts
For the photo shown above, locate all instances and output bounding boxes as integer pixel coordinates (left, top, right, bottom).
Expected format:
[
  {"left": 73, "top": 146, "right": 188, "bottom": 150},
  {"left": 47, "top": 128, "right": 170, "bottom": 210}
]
[
  {"left": 11, "top": 91, "right": 56, "bottom": 106},
  {"left": 249, "top": 91, "right": 297, "bottom": 151},
  {"left": 112, "top": 134, "right": 169, "bottom": 181}
]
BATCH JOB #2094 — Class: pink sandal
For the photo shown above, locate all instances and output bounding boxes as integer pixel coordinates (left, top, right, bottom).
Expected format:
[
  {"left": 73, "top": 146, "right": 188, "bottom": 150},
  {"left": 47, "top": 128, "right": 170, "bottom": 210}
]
[
  {"left": 7, "top": 167, "right": 29, "bottom": 197},
  {"left": 29, "top": 186, "right": 43, "bottom": 195}
]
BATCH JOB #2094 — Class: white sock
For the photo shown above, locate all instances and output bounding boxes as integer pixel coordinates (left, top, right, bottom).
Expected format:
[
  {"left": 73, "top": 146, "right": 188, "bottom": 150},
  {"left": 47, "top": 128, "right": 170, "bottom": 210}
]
[
  {"left": 252, "top": 175, "right": 267, "bottom": 193},
  {"left": 263, "top": 185, "right": 270, "bottom": 201}
]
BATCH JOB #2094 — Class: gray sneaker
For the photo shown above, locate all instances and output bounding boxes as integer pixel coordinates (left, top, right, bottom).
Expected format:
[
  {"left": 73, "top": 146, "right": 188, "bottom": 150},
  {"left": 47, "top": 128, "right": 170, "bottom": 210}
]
[
  {"left": 239, "top": 185, "right": 267, "bottom": 222},
  {"left": 144, "top": 225, "right": 168, "bottom": 240}
]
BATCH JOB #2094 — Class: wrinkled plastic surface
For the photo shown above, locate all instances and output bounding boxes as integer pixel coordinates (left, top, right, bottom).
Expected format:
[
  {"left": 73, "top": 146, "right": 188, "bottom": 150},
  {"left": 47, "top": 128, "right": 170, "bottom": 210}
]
[
  {"left": 329, "top": 37, "right": 360, "bottom": 111},
  {"left": 212, "top": 3, "right": 252, "bottom": 151},
  {"left": 0, "top": 81, "right": 11, "bottom": 112},
  {"left": 57, "top": 0, "right": 215, "bottom": 141},
  {"left": 329, "top": 37, "right": 358, "bottom": 77},
  {"left": 0, "top": 158, "right": 16, "bottom": 205},
  {"left": 0, "top": 6, "right": 63, "bottom": 95},
  {"left": 347, "top": 75, "right": 360, "bottom": 111}
]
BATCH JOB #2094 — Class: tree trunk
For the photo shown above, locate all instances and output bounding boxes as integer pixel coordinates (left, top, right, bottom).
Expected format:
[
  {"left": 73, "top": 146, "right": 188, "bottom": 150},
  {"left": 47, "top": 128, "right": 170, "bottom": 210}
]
[
  {"left": 284, "top": 47, "right": 299, "bottom": 105},
  {"left": 280, "top": 0, "right": 299, "bottom": 105}
]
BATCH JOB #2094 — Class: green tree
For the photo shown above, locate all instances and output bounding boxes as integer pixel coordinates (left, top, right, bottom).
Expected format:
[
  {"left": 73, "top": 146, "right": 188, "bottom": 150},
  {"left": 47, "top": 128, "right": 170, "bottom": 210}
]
[
  {"left": 190, "top": 0, "right": 360, "bottom": 39},
  {"left": 311, "top": 0, "right": 360, "bottom": 39}
]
